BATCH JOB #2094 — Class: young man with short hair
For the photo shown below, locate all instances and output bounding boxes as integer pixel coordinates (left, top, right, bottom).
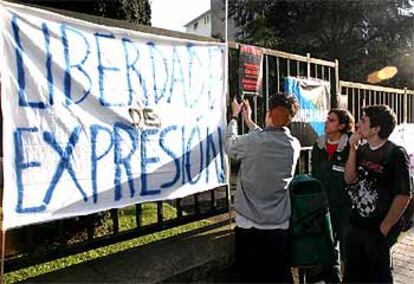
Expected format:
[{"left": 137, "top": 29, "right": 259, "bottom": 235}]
[
  {"left": 225, "top": 92, "right": 300, "bottom": 282},
  {"left": 344, "top": 105, "right": 412, "bottom": 283}
]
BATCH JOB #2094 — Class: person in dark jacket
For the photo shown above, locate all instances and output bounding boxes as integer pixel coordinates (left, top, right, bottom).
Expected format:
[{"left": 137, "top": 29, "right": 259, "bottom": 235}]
[{"left": 309, "top": 109, "right": 355, "bottom": 282}]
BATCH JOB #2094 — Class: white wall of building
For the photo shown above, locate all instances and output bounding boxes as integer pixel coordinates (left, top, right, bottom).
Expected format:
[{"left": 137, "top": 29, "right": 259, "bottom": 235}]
[{"left": 184, "top": 11, "right": 212, "bottom": 37}]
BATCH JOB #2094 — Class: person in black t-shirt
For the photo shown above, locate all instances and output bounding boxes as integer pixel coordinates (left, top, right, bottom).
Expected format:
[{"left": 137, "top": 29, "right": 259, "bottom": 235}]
[{"left": 344, "top": 105, "right": 411, "bottom": 283}]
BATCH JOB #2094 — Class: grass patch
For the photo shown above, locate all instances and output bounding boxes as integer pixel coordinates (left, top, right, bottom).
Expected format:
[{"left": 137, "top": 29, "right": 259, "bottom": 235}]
[{"left": 4, "top": 202, "right": 211, "bottom": 283}]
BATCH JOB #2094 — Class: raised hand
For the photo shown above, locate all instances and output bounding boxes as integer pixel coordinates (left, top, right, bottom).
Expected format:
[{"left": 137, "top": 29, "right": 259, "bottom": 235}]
[
  {"left": 242, "top": 99, "right": 252, "bottom": 122},
  {"left": 349, "top": 133, "right": 362, "bottom": 150},
  {"left": 231, "top": 97, "right": 243, "bottom": 117}
]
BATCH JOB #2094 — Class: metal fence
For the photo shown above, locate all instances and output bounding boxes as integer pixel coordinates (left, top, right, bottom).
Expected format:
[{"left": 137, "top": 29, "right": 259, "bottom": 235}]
[
  {"left": 228, "top": 41, "right": 339, "bottom": 131},
  {"left": 4, "top": 187, "right": 230, "bottom": 272},
  {"left": 340, "top": 81, "right": 414, "bottom": 124},
  {"left": 227, "top": 42, "right": 336, "bottom": 176},
  {"left": 3, "top": 8, "right": 414, "bottom": 273}
]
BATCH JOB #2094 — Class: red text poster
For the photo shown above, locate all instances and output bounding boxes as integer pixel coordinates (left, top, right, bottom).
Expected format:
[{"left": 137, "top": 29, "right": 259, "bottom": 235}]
[{"left": 239, "top": 44, "right": 263, "bottom": 96}]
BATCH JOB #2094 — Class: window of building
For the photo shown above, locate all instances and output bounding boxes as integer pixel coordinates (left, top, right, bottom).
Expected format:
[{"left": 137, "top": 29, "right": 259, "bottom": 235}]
[{"left": 193, "top": 21, "right": 198, "bottom": 30}]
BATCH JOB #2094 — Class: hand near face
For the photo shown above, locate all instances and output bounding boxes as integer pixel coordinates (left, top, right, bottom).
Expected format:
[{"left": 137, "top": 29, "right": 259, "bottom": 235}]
[{"left": 349, "top": 133, "right": 362, "bottom": 150}]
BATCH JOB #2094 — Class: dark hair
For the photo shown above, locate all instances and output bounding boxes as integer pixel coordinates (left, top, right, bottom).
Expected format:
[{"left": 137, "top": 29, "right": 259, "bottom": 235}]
[
  {"left": 328, "top": 109, "right": 355, "bottom": 134},
  {"left": 362, "top": 105, "right": 396, "bottom": 139},
  {"left": 269, "top": 92, "right": 299, "bottom": 117}
]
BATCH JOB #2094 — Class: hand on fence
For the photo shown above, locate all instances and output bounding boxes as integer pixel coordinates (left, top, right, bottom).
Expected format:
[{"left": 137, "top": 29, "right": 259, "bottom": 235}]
[
  {"left": 231, "top": 98, "right": 243, "bottom": 117},
  {"left": 242, "top": 99, "right": 252, "bottom": 122}
]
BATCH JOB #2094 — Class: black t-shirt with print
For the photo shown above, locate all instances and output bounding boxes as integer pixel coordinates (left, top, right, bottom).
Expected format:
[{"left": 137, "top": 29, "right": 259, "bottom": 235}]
[{"left": 347, "top": 141, "right": 411, "bottom": 229}]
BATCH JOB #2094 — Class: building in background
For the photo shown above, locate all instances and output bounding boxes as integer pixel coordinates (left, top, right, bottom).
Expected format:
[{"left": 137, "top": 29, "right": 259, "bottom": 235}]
[
  {"left": 184, "top": 0, "right": 241, "bottom": 40},
  {"left": 184, "top": 10, "right": 212, "bottom": 37}
]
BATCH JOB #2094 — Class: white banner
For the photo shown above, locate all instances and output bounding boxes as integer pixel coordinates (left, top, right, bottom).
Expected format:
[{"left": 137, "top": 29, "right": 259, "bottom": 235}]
[{"left": 0, "top": 2, "right": 227, "bottom": 229}]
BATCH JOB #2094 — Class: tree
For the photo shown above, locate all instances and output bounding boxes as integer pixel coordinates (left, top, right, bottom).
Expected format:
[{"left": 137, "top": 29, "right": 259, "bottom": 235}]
[
  {"left": 96, "top": 0, "right": 151, "bottom": 25},
  {"left": 24, "top": 0, "right": 151, "bottom": 25},
  {"left": 229, "top": 0, "right": 414, "bottom": 88}
]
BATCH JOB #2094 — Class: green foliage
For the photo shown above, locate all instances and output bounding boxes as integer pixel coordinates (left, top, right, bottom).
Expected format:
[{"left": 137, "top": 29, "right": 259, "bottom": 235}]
[
  {"left": 96, "top": 0, "right": 151, "bottom": 25},
  {"left": 4, "top": 203, "right": 211, "bottom": 283},
  {"left": 30, "top": 0, "right": 151, "bottom": 25},
  {"left": 229, "top": 0, "right": 414, "bottom": 88}
]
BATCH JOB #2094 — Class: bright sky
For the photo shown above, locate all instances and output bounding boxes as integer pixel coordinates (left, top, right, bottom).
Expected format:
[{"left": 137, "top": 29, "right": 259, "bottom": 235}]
[{"left": 151, "top": 0, "right": 210, "bottom": 32}]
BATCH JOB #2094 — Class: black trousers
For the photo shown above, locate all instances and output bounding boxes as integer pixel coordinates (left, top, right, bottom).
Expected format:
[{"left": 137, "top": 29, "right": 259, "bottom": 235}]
[
  {"left": 234, "top": 226, "right": 293, "bottom": 283},
  {"left": 342, "top": 225, "right": 393, "bottom": 283}
]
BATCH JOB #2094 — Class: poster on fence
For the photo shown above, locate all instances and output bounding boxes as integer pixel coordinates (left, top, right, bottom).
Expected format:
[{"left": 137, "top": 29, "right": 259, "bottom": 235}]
[
  {"left": 0, "top": 2, "right": 227, "bottom": 229},
  {"left": 284, "top": 77, "right": 330, "bottom": 146},
  {"left": 239, "top": 44, "right": 263, "bottom": 97}
]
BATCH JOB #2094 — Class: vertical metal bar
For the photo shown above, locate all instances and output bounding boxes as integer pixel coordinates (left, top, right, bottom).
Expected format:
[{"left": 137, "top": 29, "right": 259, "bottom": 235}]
[
  {"left": 194, "top": 193, "right": 200, "bottom": 215},
  {"left": 321, "top": 65, "right": 325, "bottom": 81},
  {"left": 363, "top": 89, "right": 367, "bottom": 107},
  {"left": 276, "top": 57, "right": 280, "bottom": 92},
  {"left": 296, "top": 61, "right": 300, "bottom": 77},
  {"left": 265, "top": 55, "right": 270, "bottom": 111},
  {"left": 210, "top": 189, "right": 216, "bottom": 209},
  {"left": 403, "top": 88, "right": 408, "bottom": 123},
  {"left": 358, "top": 89, "right": 363, "bottom": 119},
  {"left": 86, "top": 215, "right": 94, "bottom": 241},
  {"left": 224, "top": 184, "right": 230, "bottom": 210},
  {"left": 370, "top": 90, "right": 373, "bottom": 105},
  {"left": 400, "top": 93, "right": 403, "bottom": 124},
  {"left": 253, "top": 96, "right": 258, "bottom": 123},
  {"left": 344, "top": 87, "right": 348, "bottom": 110},
  {"left": 395, "top": 93, "right": 403, "bottom": 124},
  {"left": 328, "top": 67, "right": 331, "bottom": 84},
  {"left": 314, "top": 64, "right": 318, "bottom": 78},
  {"left": 157, "top": 201, "right": 164, "bottom": 223},
  {"left": 287, "top": 59, "right": 291, "bottom": 77},
  {"left": 335, "top": 60, "right": 340, "bottom": 108},
  {"left": 176, "top": 198, "right": 183, "bottom": 218},
  {"left": 307, "top": 53, "right": 311, "bottom": 79},
  {"left": 352, "top": 88, "right": 356, "bottom": 117},
  {"left": 110, "top": 209, "right": 119, "bottom": 234},
  {"left": 135, "top": 204, "right": 142, "bottom": 227}
]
